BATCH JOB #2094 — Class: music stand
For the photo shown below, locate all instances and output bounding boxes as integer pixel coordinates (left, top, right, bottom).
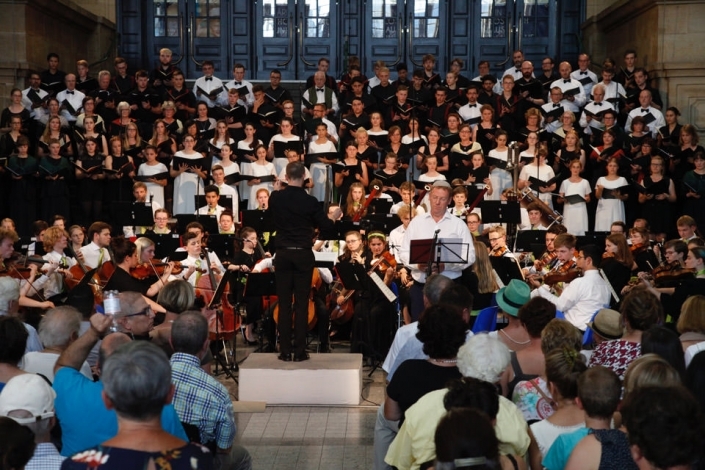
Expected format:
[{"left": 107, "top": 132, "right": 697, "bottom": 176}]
[
  {"left": 362, "top": 213, "right": 402, "bottom": 234},
  {"left": 490, "top": 256, "right": 525, "bottom": 287},
  {"left": 168, "top": 250, "right": 189, "bottom": 262},
  {"left": 144, "top": 233, "right": 181, "bottom": 260},
  {"left": 241, "top": 210, "right": 275, "bottom": 239},
  {"left": 208, "top": 234, "right": 237, "bottom": 260},
  {"left": 480, "top": 201, "right": 522, "bottom": 225},
  {"left": 367, "top": 198, "right": 393, "bottom": 215},
  {"left": 577, "top": 231, "right": 608, "bottom": 249},
  {"left": 175, "top": 214, "right": 218, "bottom": 235},
  {"left": 334, "top": 261, "right": 366, "bottom": 291},
  {"left": 113, "top": 202, "right": 155, "bottom": 230},
  {"left": 243, "top": 272, "right": 278, "bottom": 353},
  {"left": 515, "top": 230, "right": 545, "bottom": 253},
  {"left": 410, "top": 237, "right": 470, "bottom": 274}
]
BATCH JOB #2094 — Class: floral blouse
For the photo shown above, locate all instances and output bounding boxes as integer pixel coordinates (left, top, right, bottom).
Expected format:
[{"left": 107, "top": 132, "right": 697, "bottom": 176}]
[{"left": 61, "top": 443, "right": 213, "bottom": 470}]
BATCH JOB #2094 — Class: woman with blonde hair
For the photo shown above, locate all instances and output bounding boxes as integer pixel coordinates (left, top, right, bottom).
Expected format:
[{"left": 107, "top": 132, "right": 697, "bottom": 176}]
[
  {"left": 466, "top": 240, "right": 499, "bottom": 311},
  {"left": 677, "top": 294, "right": 705, "bottom": 351}
]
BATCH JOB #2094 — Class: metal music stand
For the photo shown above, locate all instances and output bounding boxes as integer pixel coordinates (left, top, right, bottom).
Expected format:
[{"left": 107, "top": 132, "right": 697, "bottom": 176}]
[
  {"left": 243, "top": 272, "right": 278, "bottom": 352},
  {"left": 143, "top": 233, "right": 181, "bottom": 259}
]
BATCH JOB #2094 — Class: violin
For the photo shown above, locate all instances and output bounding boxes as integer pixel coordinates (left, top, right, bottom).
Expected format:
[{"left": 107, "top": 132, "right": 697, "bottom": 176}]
[
  {"left": 130, "top": 261, "right": 183, "bottom": 280},
  {"left": 536, "top": 251, "right": 558, "bottom": 270},
  {"left": 491, "top": 245, "right": 508, "bottom": 257},
  {"left": 371, "top": 251, "right": 397, "bottom": 273},
  {"left": 630, "top": 243, "right": 647, "bottom": 255},
  {"left": 543, "top": 268, "right": 582, "bottom": 286},
  {"left": 0, "top": 265, "right": 34, "bottom": 280},
  {"left": 650, "top": 261, "right": 695, "bottom": 286}
]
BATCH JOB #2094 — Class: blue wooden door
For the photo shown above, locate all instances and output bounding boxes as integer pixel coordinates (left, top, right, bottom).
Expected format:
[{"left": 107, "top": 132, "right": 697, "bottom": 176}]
[
  {"left": 472, "top": 0, "right": 582, "bottom": 77},
  {"left": 361, "top": 0, "right": 453, "bottom": 80},
  {"left": 147, "top": 0, "right": 231, "bottom": 78},
  {"left": 254, "top": 0, "right": 339, "bottom": 80}
]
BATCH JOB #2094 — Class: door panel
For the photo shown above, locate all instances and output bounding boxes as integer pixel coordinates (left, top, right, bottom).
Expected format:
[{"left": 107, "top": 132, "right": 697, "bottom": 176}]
[
  {"left": 146, "top": 0, "right": 230, "bottom": 78},
  {"left": 255, "top": 0, "right": 337, "bottom": 80},
  {"left": 364, "top": 0, "right": 448, "bottom": 80},
  {"left": 473, "top": 0, "right": 560, "bottom": 77}
]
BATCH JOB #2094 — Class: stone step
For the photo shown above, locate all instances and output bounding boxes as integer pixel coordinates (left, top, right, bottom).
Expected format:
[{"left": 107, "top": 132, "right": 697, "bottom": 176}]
[{"left": 239, "top": 353, "right": 363, "bottom": 405}]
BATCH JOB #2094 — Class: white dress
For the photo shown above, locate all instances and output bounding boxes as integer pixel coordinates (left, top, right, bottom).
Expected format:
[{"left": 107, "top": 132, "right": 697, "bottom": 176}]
[
  {"left": 559, "top": 178, "right": 592, "bottom": 236},
  {"left": 402, "top": 135, "right": 428, "bottom": 180},
  {"left": 594, "top": 176, "right": 628, "bottom": 231},
  {"left": 519, "top": 163, "right": 555, "bottom": 208},
  {"left": 488, "top": 148, "right": 512, "bottom": 201},
  {"left": 247, "top": 161, "right": 276, "bottom": 209},
  {"left": 270, "top": 134, "right": 302, "bottom": 175},
  {"left": 137, "top": 161, "right": 169, "bottom": 208},
  {"left": 530, "top": 420, "right": 585, "bottom": 457},
  {"left": 236, "top": 139, "right": 262, "bottom": 200},
  {"left": 212, "top": 160, "right": 240, "bottom": 216},
  {"left": 171, "top": 150, "right": 204, "bottom": 215},
  {"left": 308, "top": 140, "right": 338, "bottom": 202}
]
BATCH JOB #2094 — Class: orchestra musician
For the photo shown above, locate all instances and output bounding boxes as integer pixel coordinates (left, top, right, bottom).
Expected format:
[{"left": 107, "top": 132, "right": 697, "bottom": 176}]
[
  {"left": 524, "top": 224, "right": 567, "bottom": 287},
  {"left": 41, "top": 226, "right": 76, "bottom": 303},
  {"left": 399, "top": 181, "right": 475, "bottom": 321},
  {"left": 629, "top": 226, "right": 658, "bottom": 273},
  {"left": 176, "top": 231, "right": 224, "bottom": 288},
  {"left": 601, "top": 233, "right": 633, "bottom": 306},
  {"left": 79, "top": 221, "right": 112, "bottom": 267},
  {"left": 227, "top": 226, "right": 265, "bottom": 345}
]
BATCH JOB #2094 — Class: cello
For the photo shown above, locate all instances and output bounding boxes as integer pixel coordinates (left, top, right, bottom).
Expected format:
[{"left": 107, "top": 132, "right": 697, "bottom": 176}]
[
  {"left": 195, "top": 247, "right": 241, "bottom": 341},
  {"left": 272, "top": 267, "right": 319, "bottom": 330}
]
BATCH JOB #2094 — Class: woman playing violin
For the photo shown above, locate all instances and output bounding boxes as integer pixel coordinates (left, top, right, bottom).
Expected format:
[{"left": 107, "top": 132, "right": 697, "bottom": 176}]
[
  {"left": 228, "top": 227, "right": 266, "bottom": 344},
  {"left": 0, "top": 228, "right": 56, "bottom": 310},
  {"left": 600, "top": 233, "right": 633, "bottom": 305},
  {"left": 629, "top": 226, "right": 658, "bottom": 273},
  {"left": 104, "top": 236, "right": 173, "bottom": 299}
]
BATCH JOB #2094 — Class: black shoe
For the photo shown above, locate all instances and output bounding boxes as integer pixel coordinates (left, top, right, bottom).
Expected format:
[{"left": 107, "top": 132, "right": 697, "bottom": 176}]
[
  {"left": 293, "top": 352, "right": 310, "bottom": 362},
  {"left": 278, "top": 352, "right": 292, "bottom": 362}
]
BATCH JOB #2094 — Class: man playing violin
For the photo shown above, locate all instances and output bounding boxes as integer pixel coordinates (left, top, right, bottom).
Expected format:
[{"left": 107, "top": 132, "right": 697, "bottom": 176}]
[
  {"left": 177, "top": 231, "right": 225, "bottom": 288},
  {"left": 488, "top": 226, "right": 515, "bottom": 259},
  {"left": 41, "top": 226, "right": 76, "bottom": 303},
  {"left": 532, "top": 244, "right": 611, "bottom": 332},
  {"left": 523, "top": 224, "right": 566, "bottom": 287}
]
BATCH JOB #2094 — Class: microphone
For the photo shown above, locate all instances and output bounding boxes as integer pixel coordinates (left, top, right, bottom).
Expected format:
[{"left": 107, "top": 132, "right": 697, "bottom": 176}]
[{"left": 434, "top": 229, "right": 441, "bottom": 235}]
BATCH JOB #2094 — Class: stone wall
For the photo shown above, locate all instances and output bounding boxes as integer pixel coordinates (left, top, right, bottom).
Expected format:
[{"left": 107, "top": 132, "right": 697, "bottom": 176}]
[
  {"left": 583, "top": 0, "right": 705, "bottom": 135},
  {"left": 0, "top": 0, "right": 116, "bottom": 109}
]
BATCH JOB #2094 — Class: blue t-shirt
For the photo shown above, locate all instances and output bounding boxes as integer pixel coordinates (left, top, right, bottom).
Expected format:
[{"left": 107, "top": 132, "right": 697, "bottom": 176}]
[
  {"left": 53, "top": 367, "right": 188, "bottom": 456},
  {"left": 542, "top": 427, "right": 590, "bottom": 470}
]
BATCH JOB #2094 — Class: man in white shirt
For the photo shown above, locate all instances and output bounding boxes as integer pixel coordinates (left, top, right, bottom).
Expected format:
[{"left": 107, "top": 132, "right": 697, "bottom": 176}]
[
  {"left": 596, "top": 67, "right": 627, "bottom": 111},
  {"left": 211, "top": 165, "right": 238, "bottom": 215},
  {"left": 195, "top": 184, "right": 226, "bottom": 219},
  {"left": 124, "top": 183, "right": 163, "bottom": 238},
  {"left": 56, "top": 74, "right": 85, "bottom": 123},
  {"left": 224, "top": 63, "right": 254, "bottom": 108},
  {"left": 79, "top": 221, "right": 112, "bottom": 268},
  {"left": 193, "top": 60, "right": 226, "bottom": 108},
  {"left": 570, "top": 53, "right": 598, "bottom": 96},
  {"left": 301, "top": 71, "right": 339, "bottom": 118},
  {"left": 22, "top": 72, "right": 49, "bottom": 121},
  {"left": 399, "top": 181, "right": 475, "bottom": 321},
  {"left": 532, "top": 244, "right": 610, "bottom": 331},
  {"left": 625, "top": 89, "right": 665, "bottom": 139},
  {"left": 550, "top": 62, "right": 587, "bottom": 109},
  {"left": 178, "top": 231, "right": 226, "bottom": 287},
  {"left": 578, "top": 84, "right": 615, "bottom": 139},
  {"left": 542, "top": 87, "right": 575, "bottom": 133},
  {"left": 306, "top": 103, "right": 339, "bottom": 144},
  {"left": 457, "top": 85, "right": 482, "bottom": 128}
]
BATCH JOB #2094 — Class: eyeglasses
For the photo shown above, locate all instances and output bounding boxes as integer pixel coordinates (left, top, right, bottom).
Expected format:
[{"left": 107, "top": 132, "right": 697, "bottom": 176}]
[
  {"left": 124, "top": 306, "right": 152, "bottom": 318},
  {"left": 488, "top": 237, "right": 501, "bottom": 242}
]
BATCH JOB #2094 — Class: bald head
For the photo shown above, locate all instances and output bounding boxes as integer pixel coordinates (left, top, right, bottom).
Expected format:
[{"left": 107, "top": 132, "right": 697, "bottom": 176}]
[{"left": 559, "top": 61, "right": 572, "bottom": 79}]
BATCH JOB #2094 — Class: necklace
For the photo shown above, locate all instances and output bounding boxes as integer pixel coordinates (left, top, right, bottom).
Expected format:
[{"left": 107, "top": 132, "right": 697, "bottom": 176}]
[
  {"left": 500, "top": 328, "right": 531, "bottom": 345},
  {"left": 429, "top": 358, "right": 457, "bottom": 364}
]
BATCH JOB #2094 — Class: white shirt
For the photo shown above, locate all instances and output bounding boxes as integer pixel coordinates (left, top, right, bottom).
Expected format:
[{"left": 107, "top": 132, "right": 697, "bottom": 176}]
[
  {"left": 579, "top": 100, "right": 615, "bottom": 133},
  {"left": 196, "top": 204, "right": 226, "bottom": 219},
  {"left": 570, "top": 69, "right": 598, "bottom": 96},
  {"left": 399, "top": 210, "right": 475, "bottom": 283},
  {"left": 79, "top": 241, "right": 110, "bottom": 268},
  {"left": 177, "top": 253, "right": 225, "bottom": 287},
  {"left": 597, "top": 80, "right": 627, "bottom": 106},
  {"left": 56, "top": 88, "right": 86, "bottom": 122},
  {"left": 305, "top": 117, "right": 339, "bottom": 142},
  {"left": 42, "top": 250, "right": 76, "bottom": 298},
  {"left": 215, "top": 183, "right": 238, "bottom": 213},
  {"left": 626, "top": 106, "right": 665, "bottom": 138},
  {"left": 550, "top": 77, "right": 587, "bottom": 108},
  {"left": 541, "top": 100, "right": 576, "bottom": 133},
  {"left": 224, "top": 78, "right": 254, "bottom": 107},
  {"left": 301, "top": 87, "right": 339, "bottom": 115},
  {"left": 194, "top": 75, "right": 227, "bottom": 107},
  {"left": 457, "top": 101, "right": 481, "bottom": 127},
  {"left": 388, "top": 224, "right": 407, "bottom": 264},
  {"left": 532, "top": 269, "right": 610, "bottom": 330},
  {"left": 382, "top": 322, "right": 419, "bottom": 373},
  {"left": 22, "top": 87, "right": 49, "bottom": 120},
  {"left": 390, "top": 201, "right": 425, "bottom": 216}
]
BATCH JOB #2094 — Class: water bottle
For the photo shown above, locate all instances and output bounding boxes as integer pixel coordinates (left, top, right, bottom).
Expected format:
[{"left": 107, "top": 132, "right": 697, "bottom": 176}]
[{"left": 103, "top": 290, "right": 121, "bottom": 333}]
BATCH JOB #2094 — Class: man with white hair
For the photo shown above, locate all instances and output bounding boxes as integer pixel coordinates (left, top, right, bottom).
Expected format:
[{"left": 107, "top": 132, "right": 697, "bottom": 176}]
[
  {"left": 0, "top": 374, "right": 64, "bottom": 469},
  {"left": 0, "top": 276, "right": 42, "bottom": 353},
  {"left": 385, "top": 334, "right": 531, "bottom": 470},
  {"left": 21, "top": 306, "right": 92, "bottom": 382}
]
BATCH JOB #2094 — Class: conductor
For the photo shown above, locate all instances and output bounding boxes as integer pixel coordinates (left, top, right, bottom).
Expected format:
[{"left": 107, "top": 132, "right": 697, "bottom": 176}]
[
  {"left": 270, "top": 161, "right": 341, "bottom": 362},
  {"left": 398, "top": 180, "right": 476, "bottom": 321}
]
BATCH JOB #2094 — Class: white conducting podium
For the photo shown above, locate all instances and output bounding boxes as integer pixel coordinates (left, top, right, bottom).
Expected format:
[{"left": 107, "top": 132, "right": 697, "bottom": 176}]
[{"left": 239, "top": 353, "right": 363, "bottom": 405}]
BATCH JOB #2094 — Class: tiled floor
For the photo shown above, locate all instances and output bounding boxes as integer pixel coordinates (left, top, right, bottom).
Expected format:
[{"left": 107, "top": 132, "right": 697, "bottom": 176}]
[{"left": 218, "top": 337, "right": 387, "bottom": 469}]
